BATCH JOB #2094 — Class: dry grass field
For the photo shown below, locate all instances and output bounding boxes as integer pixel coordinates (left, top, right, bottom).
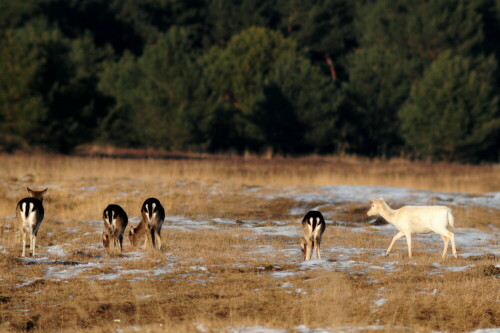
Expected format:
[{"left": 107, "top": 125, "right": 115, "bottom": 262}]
[{"left": 0, "top": 154, "right": 499, "bottom": 333}]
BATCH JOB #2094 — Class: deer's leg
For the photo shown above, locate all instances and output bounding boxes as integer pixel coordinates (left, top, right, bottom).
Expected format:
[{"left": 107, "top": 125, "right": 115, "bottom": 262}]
[
  {"left": 448, "top": 231, "right": 457, "bottom": 258},
  {"left": 144, "top": 228, "right": 152, "bottom": 250},
  {"left": 31, "top": 232, "right": 36, "bottom": 257},
  {"left": 150, "top": 228, "right": 156, "bottom": 250},
  {"left": 315, "top": 238, "right": 322, "bottom": 260},
  {"left": 306, "top": 244, "right": 313, "bottom": 261},
  {"left": 300, "top": 239, "right": 306, "bottom": 260},
  {"left": 440, "top": 235, "right": 449, "bottom": 259},
  {"left": 21, "top": 230, "right": 26, "bottom": 257},
  {"left": 303, "top": 238, "right": 313, "bottom": 261},
  {"left": 119, "top": 235, "right": 123, "bottom": 252},
  {"left": 155, "top": 229, "right": 162, "bottom": 250},
  {"left": 386, "top": 231, "right": 404, "bottom": 256},
  {"left": 405, "top": 233, "right": 412, "bottom": 258}
]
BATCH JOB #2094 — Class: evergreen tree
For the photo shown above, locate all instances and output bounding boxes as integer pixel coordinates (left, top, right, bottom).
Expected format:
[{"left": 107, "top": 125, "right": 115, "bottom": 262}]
[
  {"left": 99, "top": 27, "right": 207, "bottom": 150},
  {"left": 357, "top": 0, "right": 485, "bottom": 64},
  {"left": 279, "top": 0, "right": 357, "bottom": 81},
  {"left": 0, "top": 25, "right": 46, "bottom": 150},
  {"left": 341, "top": 46, "right": 417, "bottom": 156},
  {"left": 399, "top": 51, "right": 500, "bottom": 161},
  {"left": 0, "top": 22, "right": 113, "bottom": 152},
  {"left": 202, "top": 26, "right": 339, "bottom": 153}
]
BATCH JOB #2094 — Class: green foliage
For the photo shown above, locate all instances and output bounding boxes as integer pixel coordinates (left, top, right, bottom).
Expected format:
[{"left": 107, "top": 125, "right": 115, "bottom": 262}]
[
  {"left": 400, "top": 51, "right": 500, "bottom": 161},
  {"left": 341, "top": 46, "right": 417, "bottom": 156},
  {"left": 0, "top": 25, "right": 46, "bottom": 150},
  {"left": 99, "top": 27, "right": 207, "bottom": 150},
  {"left": 207, "top": 0, "right": 280, "bottom": 47},
  {"left": 0, "top": 0, "right": 499, "bottom": 161},
  {"left": 357, "top": 0, "right": 485, "bottom": 63},
  {"left": 280, "top": 0, "right": 357, "bottom": 80},
  {"left": 203, "top": 26, "right": 338, "bottom": 153},
  {"left": 0, "top": 20, "right": 113, "bottom": 152}
]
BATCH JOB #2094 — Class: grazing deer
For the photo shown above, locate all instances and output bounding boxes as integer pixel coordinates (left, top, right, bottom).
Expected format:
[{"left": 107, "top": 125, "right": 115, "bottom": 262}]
[
  {"left": 129, "top": 219, "right": 146, "bottom": 248},
  {"left": 16, "top": 187, "right": 48, "bottom": 257},
  {"left": 102, "top": 204, "right": 128, "bottom": 254},
  {"left": 129, "top": 198, "right": 165, "bottom": 251},
  {"left": 367, "top": 198, "right": 457, "bottom": 259},
  {"left": 301, "top": 210, "right": 326, "bottom": 260}
]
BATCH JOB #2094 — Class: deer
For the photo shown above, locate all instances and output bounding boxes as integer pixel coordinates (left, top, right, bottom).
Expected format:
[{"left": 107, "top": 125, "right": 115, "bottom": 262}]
[
  {"left": 301, "top": 210, "right": 326, "bottom": 260},
  {"left": 129, "top": 198, "right": 165, "bottom": 251},
  {"left": 16, "top": 187, "right": 48, "bottom": 257},
  {"left": 102, "top": 204, "right": 128, "bottom": 255},
  {"left": 367, "top": 198, "right": 457, "bottom": 259}
]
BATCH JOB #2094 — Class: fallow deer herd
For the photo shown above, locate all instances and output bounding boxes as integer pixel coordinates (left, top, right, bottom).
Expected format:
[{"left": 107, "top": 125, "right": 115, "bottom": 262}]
[{"left": 15, "top": 187, "right": 459, "bottom": 260}]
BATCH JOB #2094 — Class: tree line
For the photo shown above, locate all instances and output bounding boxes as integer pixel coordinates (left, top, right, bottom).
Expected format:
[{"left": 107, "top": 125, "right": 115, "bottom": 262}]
[{"left": 1, "top": 0, "right": 499, "bottom": 161}]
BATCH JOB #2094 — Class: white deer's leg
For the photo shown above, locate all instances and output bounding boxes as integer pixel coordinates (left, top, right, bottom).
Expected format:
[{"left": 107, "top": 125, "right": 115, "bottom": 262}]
[
  {"left": 440, "top": 235, "right": 449, "bottom": 259},
  {"left": 448, "top": 231, "right": 457, "bottom": 258},
  {"left": 406, "top": 234, "right": 412, "bottom": 258},
  {"left": 386, "top": 231, "right": 404, "bottom": 256}
]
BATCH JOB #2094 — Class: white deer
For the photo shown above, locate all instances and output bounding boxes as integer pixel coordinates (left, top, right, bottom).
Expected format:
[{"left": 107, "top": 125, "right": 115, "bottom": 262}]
[{"left": 367, "top": 198, "right": 457, "bottom": 259}]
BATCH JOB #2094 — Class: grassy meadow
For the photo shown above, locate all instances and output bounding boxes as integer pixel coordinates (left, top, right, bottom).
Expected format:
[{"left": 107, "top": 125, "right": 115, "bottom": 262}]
[{"left": 0, "top": 154, "right": 498, "bottom": 333}]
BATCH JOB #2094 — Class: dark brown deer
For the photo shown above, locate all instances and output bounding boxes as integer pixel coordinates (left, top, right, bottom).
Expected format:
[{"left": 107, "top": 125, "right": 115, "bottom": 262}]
[
  {"left": 16, "top": 187, "right": 48, "bottom": 257},
  {"left": 300, "top": 211, "right": 326, "bottom": 260},
  {"left": 102, "top": 204, "right": 128, "bottom": 254}
]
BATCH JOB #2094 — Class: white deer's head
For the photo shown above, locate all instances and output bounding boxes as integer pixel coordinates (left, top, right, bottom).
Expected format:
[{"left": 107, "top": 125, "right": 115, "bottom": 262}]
[{"left": 367, "top": 198, "right": 386, "bottom": 216}]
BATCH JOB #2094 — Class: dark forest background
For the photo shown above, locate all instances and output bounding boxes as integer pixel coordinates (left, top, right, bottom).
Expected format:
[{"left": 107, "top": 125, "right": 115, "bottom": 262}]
[{"left": 1, "top": 0, "right": 499, "bottom": 161}]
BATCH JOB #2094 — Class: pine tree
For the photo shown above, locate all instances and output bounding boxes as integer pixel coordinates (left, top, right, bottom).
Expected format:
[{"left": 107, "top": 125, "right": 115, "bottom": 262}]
[{"left": 399, "top": 51, "right": 500, "bottom": 161}]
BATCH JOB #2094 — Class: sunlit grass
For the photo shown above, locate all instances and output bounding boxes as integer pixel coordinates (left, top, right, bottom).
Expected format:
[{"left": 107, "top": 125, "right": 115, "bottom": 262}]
[{"left": 0, "top": 154, "right": 498, "bottom": 332}]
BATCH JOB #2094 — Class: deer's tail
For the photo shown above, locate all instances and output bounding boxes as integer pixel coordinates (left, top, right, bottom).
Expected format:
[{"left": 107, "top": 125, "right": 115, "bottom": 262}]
[{"left": 447, "top": 210, "right": 455, "bottom": 229}]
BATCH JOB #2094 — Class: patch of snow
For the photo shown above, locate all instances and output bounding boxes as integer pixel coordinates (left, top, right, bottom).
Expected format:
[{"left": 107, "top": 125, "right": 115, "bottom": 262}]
[
  {"left": 81, "top": 186, "right": 98, "bottom": 191},
  {"left": 45, "top": 262, "right": 102, "bottom": 281},
  {"left": 272, "top": 271, "right": 300, "bottom": 279},
  {"left": 294, "top": 325, "right": 413, "bottom": 333},
  {"left": 190, "top": 266, "right": 209, "bottom": 272},
  {"left": 229, "top": 326, "right": 287, "bottom": 333},
  {"left": 432, "top": 263, "right": 475, "bottom": 272},
  {"left": 212, "top": 218, "right": 236, "bottom": 225},
  {"left": 44, "top": 244, "right": 66, "bottom": 257},
  {"left": 257, "top": 185, "right": 500, "bottom": 210},
  {"left": 373, "top": 298, "right": 387, "bottom": 307},
  {"left": 252, "top": 225, "right": 299, "bottom": 237}
]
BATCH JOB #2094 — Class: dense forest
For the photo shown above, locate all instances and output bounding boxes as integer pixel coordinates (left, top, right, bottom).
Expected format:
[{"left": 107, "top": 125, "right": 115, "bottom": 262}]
[{"left": 1, "top": 0, "right": 499, "bottom": 161}]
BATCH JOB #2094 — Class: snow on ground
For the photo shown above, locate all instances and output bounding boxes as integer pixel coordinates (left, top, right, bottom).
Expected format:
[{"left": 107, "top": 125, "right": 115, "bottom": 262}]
[
  {"left": 252, "top": 185, "right": 500, "bottom": 210},
  {"left": 226, "top": 325, "right": 416, "bottom": 333},
  {"left": 5, "top": 185, "right": 498, "bottom": 287}
]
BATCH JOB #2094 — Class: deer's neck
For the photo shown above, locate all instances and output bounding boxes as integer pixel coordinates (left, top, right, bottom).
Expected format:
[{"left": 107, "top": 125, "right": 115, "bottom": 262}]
[{"left": 379, "top": 205, "right": 398, "bottom": 225}]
